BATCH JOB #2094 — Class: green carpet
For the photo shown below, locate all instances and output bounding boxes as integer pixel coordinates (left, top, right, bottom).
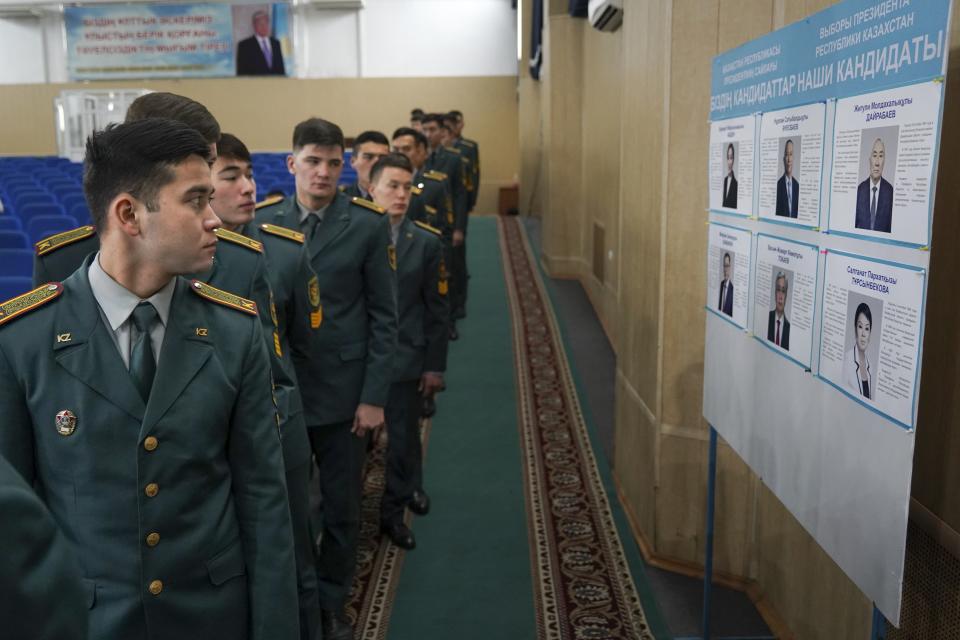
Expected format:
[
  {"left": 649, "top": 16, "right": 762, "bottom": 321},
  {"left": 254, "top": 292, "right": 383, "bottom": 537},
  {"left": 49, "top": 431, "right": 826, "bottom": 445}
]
[{"left": 387, "top": 216, "right": 538, "bottom": 639}]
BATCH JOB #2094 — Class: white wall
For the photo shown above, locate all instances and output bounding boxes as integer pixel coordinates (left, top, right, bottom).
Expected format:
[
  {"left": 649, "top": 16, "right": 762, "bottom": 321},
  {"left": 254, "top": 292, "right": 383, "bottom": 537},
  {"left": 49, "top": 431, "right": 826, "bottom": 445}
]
[{"left": 0, "top": 0, "right": 517, "bottom": 84}]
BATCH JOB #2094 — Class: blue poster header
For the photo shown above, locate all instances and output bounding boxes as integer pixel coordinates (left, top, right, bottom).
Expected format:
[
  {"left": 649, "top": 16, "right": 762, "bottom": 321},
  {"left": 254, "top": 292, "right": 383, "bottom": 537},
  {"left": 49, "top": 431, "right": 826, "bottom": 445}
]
[{"left": 710, "top": 0, "right": 952, "bottom": 120}]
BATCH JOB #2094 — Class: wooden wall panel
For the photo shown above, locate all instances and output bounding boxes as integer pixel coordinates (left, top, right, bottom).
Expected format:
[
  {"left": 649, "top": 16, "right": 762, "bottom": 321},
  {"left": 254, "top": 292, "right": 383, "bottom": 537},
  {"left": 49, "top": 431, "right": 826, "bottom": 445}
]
[{"left": 0, "top": 76, "right": 518, "bottom": 214}]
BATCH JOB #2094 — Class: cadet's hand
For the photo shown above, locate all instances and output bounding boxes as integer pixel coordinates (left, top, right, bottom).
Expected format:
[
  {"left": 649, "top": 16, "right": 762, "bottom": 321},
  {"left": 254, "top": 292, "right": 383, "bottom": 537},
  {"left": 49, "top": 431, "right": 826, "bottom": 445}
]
[
  {"left": 419, "top": 372, "right": 444, "bottom": 396},
  {"left": 353, "top": 403, "right": 384, "bottom": 436},
  {"left": 452, "top": 230, "right": 465, "bottom": 247}
]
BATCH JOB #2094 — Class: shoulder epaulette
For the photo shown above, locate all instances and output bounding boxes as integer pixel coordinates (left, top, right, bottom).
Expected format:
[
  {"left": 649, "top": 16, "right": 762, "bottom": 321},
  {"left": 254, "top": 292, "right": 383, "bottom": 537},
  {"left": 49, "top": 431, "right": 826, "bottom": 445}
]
[
  {"left": 215, "top": 227, "right": 263, "bottom": 253},
  {"left": 414, "top": 221, "right": 441, "bottom": 236},
  {"left": 189, "top": 280, "right": 258, "bottom": 316},
  {"left": 424, "top": 170, "right": 447, "bottom": 181},
  {"left": 0, "top": 283, "right": 62, "bottom": 326},
  {"left": 351, "top": 197, "right": 385, "bottom": 215},
  {"left": 260, "top": 223, "right": 304, "bottom": 244},
  {"left": 411, "top": 185, "right": 423, "bottom": 196},
  {"left": 35, "top": 226, "right": 96, "bottom": 257},
  {"left": 446, "top": 147, "right": 462, "bottom": 155},
  {"left": 255, "top": 195, "right": 284, "bottom": 210},
  {"left": 461, "top": 139, "right": 477, "bottom": 148}
]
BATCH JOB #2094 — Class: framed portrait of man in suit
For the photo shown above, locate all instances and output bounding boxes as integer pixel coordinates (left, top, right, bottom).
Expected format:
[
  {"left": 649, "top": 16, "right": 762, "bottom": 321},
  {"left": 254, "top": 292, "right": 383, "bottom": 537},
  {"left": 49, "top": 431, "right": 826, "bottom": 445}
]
[{"left": 232, "top": 4, "right": 293, "bottom": 76}]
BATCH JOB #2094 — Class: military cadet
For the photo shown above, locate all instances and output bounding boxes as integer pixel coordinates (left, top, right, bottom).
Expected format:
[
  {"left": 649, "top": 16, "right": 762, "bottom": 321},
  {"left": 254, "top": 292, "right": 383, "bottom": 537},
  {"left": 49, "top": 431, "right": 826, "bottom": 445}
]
[
  {"left": 210, "top": 133, "right": 322, "bottom": 640},
  {"left": 0, "top": 453, "right": 88, "bottom": 640},
  {"left": 392, "top": 127, "right": 456, "bottom": 346},
  {"left": 256, "top": 117, "right": 397, "bottom": 640},
  {"left": 0, "top": 119, "right": 298, "bottom": 639},
  {"left": 341, "top": 130, "right": 390, "bottom": 200},
  {"left": 32, "top": 92, "right": 222, "bottom": 284},
  {"left": 446, "top": 110, "right": 481, "bottom": 213},
  {"left": 368, "top": 153, "right": 449, "bottom": 550},
  {"left": 421, "top": 113, "right": 470, "bottom": 326},
  {"left": 410, "top": 108, "right": 425, "bottom": 132}
]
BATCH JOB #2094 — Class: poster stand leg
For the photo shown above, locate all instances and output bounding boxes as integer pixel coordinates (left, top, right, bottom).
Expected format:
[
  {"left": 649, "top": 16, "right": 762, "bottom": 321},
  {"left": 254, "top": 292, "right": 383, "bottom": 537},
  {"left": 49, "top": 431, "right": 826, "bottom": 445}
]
[
  {"left": 871, "top": 605, "right": 887, "bottom": 639},
  {"left": 702, "top": 426, "right": 718, "bottom": 640}
]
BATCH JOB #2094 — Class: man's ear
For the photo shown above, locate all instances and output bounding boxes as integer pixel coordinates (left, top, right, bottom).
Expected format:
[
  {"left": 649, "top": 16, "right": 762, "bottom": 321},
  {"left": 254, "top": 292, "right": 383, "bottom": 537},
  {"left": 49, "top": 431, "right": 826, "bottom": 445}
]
[
  {"left": 286, "top": 154, "right": 296, "bottom": 176},
  {"left": 107, "top": 194, "right": 142, "bottom": 237}
]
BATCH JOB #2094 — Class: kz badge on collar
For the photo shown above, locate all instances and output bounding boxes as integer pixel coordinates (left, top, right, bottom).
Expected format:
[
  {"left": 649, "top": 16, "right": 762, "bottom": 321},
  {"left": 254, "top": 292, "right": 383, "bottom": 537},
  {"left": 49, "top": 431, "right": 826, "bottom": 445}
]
[{"left": 55, "top": 410, "right": 77, "bottom": 436}]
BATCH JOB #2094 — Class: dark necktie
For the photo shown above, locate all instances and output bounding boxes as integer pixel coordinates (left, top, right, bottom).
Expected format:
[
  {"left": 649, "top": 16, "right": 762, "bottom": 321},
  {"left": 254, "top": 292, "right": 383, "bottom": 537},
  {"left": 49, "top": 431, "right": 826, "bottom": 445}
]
[
  {"left": 870, "top": 186, "right": 878, "bottom": 230},
  {"left": 775, "top": 319, "right": 781, "bottom": 347},
  {"left": 302, "top": 214, "right": 320, "bottom": 242},
  {"left": 130, "top": 302, "right": 158, "bottom": 402}
]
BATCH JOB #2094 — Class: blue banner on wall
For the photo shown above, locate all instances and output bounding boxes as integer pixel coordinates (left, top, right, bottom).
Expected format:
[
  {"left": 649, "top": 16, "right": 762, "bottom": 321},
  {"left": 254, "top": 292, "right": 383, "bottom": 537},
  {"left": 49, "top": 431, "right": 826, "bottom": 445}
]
[
  {"left": 65, "top": 3, "right": 293, "bottom": 80},
  {"left": 710, "top": 0, "right": 951, "bottom": 120}
]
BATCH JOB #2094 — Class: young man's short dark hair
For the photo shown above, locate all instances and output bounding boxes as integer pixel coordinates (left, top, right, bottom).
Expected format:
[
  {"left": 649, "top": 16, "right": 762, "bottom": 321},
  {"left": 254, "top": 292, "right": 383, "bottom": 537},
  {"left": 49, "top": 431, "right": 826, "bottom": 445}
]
[
  {"left": 410, "top": 108, "right": 424, "bottom": 118},
  {"left": 84, "top": 118, "right": 211, "bottom": 229},
  {"left": 448, "top": 110, "right": 463, "bottom": 119},
  {"left": 441, "top": 113, "right": 458, "bottom": 128},
  {"left": 369, "top": 152, "right": 414, "bottom": 186},
  {"left": 391, "top": 127, "right": 428, "bottom": 149},
  {"left": 125, "top": 92, "right": 221, "bottom": 144},
  {"left": 353, "top": 130, "right": 389, "bottom": 150},
  {"left": 420, "top": 113, "right": 444, "bottom": 127},
  {"left": 217, "top": 133, "right": 252, "bottom": 164},
  {"left": 292, "top": 118, "right": 344, "bottom": 152}
]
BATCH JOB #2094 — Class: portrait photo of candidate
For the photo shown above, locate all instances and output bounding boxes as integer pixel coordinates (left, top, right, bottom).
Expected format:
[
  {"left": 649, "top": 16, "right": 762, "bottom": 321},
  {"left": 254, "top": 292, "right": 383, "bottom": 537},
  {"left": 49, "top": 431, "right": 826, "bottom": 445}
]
[
  {"left": 854, "top": 126, "right": 898, "bottom": 233},
  {"left": 722, "top": 142, "right": 738, "bottom": 209},
  {"left": 843, "top": 293, "right": 883, "bottom": 401},
  {"left": 766, "top": 268, "right": 792, "bottom": 350},
  {"left": 774, "top": 137, "right": 800, "bottom": 218},
  {"left": 235, "top": 7, "right": 285, "bottom": 76},
  {"left": 718, "top": 251, "right": 734, "bottom": 316}
]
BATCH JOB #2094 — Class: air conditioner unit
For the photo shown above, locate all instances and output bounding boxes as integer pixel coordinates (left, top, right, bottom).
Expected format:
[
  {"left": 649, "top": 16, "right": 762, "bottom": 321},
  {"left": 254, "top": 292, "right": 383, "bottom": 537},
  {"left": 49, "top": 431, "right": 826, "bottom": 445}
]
[{"left": 588, "top": 0, "right": 623, "bottom": 32}]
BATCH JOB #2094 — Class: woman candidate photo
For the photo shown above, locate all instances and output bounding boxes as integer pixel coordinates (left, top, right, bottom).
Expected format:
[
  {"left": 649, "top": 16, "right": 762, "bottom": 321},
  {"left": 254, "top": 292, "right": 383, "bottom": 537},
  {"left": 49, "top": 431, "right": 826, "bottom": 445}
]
[{"left": 844, "top": 302, "right": 874, "bottom": 400}]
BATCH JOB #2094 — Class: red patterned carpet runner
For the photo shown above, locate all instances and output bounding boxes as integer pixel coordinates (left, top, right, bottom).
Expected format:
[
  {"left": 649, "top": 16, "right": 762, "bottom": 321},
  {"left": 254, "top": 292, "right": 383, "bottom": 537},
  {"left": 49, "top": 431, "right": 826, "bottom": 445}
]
[{"left": 500, "top": 216, "right": 653, "bottom": 640}]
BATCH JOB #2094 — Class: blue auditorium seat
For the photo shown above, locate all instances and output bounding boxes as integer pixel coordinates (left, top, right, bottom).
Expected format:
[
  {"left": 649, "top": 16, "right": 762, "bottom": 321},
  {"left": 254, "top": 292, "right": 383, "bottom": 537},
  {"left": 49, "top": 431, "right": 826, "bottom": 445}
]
[
  {"left": 14, "top": 192, "right": 56, "bottom": 210},
  {"left": 28, "top": 215, "right": 78, "bottom": 243},
  {"left": 0, "top": 230, "right": 29, "bottom": 249},
  {"left": 60, "top": 192, "right": 87, "bottom": 212},
  {"left": 0, "top": 249, "right": 33, "bottom": 278},
  {"left": 0, "top": 216, "right": 22, "bottom": 230},
  {"left": 17, "top": 202, "right": 65, "bottom": 223},
  {"left": 68, "top": 204, "right": 91, "bottom": 226},
  {"left": 0, "top": 276, "right": 33, "bottom": 300}
]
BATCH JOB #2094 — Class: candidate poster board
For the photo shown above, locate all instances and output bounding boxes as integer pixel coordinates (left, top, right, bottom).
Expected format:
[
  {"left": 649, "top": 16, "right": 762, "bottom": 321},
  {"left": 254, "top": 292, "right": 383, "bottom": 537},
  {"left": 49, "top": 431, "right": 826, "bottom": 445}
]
[
  {"left": 758, "top": 103, "right": 826, "bottom": 227},
  {"left": 706, "top": 224, "right": 751, "bottom": 328},
  {"left": 703, "top": 0, "right": 952, "bottom": 625},
  {"left": 708, "top": 116, "right": 755, "bottom": 216},
  {"left": 828, "top": 81, "right": 943, "bottom": 246}
]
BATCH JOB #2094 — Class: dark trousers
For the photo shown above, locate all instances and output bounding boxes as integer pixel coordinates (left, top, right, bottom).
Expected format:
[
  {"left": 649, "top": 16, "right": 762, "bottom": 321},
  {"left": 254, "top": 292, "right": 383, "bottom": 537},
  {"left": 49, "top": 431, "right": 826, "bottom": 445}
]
[
  {"left": 451, "top": 241, "right": 467, "bottom": 318},
  {"left": 381, "top": 380, "right": 423, "bottom": 525},
  {"left": 286, "top": 460, "right": 320, "bottom": 640},
  {"left": 308, "top": 421, "right": 368, "bottom": 610}
]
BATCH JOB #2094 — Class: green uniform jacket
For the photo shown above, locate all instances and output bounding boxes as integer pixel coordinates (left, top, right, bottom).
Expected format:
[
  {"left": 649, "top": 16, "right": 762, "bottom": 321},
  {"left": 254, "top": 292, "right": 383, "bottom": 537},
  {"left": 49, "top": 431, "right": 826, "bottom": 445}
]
[
  {"left": 255, "top": 192, "right": 398, "bottom": 425},
  {"left": 0, "top": 264, "right": 298, "bottom": 640},
  {"left": 339, "top": 182, "right": 367, "bottom": 200},
  {"left": 408, "top": 170, "right": 453, "bottom": 239},
  {"left": 0, "top": 453, "right": 88, "bottom": 640},
  {"left": 242, "top": 221, "right": 319, "bottom": 470},
  {"left": 31, "top": 227, "right": 299, "bottom": 466},
  {"left": 454, "top": 137, "right": 480, "bottom": 211},
  {"left": 392, "top": 218, "right": 449, "bottom": 382},
  {"left": 424, "top": 147, "right": 469, "bottom": 233}
]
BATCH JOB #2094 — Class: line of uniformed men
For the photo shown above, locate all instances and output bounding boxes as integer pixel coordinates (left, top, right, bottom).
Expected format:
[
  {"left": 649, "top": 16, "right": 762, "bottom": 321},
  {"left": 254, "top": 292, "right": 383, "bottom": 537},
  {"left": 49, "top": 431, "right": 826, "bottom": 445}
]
[{"left": 0, "top": 93, "right": 480, "bottom": 640}]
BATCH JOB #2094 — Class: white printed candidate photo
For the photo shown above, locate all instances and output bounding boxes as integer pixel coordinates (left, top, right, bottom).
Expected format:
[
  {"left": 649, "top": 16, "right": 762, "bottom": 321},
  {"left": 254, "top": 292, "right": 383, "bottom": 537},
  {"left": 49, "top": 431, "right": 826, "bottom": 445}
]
[
  {"left": 818, "top": 252, "right": 925, "bottom": 428},
  {"left": 758, "top": 103, "right": 825, "bottom": 227},
  {"left": 752, "top": 236, "right": 818, "bottom": 367},
  {"left": 706, "top": 223, "right": 751, "bottom": 329},
  {"left": 828, "top": 81, "right": 942, "bottom": 246},
  {"left": 709, "top": 116, "right": 755, "bottom": 216}
]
